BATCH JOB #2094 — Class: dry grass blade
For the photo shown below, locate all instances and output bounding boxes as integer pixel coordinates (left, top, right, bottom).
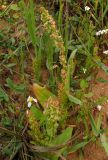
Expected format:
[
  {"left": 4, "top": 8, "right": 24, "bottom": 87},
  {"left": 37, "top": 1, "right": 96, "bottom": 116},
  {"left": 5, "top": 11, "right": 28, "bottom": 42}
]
[{"left": 0, "top": 126, "right": 17, "bottom": 136}]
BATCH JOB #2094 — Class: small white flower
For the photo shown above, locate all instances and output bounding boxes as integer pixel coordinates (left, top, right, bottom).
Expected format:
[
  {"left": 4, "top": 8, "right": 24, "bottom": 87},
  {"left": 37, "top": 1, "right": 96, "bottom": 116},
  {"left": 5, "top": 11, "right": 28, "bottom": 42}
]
[
  {"left": 103, "top": 50, "right": 108, "bottom": 55},
  {"left": 96, "top": 29, "right": 108, "bottom": 36},
  {"left": 27, "top": 96, "right": 32, "bottom": 102},
  {"left": 28, "top": 102, "right": 32, "bottom": 108},
  {"left": 33, "top": 98, "right": 37, "bottom": 103},
  {"left": 97, "top": 105, "right": 102, "bottom": 111},
  {"left": 83, "top": 68, "right": 87, "bottom": 74},
  {"left": 85, "top": 6, "right": 90, "bottom": 11},
  {"left": 27, "top": 96, "right": 37, "bottom": 108},
  {"left": 96, "top": 31, "right": 101, "bottom": 36}
]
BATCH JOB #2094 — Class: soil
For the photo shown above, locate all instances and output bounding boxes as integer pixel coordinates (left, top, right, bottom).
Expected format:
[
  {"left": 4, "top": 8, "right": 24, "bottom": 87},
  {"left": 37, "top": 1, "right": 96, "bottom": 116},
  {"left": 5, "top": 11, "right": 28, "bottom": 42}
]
[
  {"left": 84, "top": 142, "right": 107, "bottom": 160},
  {"left": 91, "top": 69, "right": 108, "bottom": 129}
]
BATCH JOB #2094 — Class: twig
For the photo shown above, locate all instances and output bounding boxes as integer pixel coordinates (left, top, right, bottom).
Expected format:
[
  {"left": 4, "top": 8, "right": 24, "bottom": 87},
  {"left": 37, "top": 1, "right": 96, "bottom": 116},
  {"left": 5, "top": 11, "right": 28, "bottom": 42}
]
[{"left": 22, "top": 122, "right": 28, "bottom": 136}]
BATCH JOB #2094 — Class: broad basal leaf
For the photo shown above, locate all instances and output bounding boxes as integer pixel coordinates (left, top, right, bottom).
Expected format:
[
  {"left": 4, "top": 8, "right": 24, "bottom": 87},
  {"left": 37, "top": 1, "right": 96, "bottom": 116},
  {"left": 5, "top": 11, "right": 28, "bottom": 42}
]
[
  {"left": 51, "top": 127, "right": 73, "bottom": 146},
  {"left": 49, "top": 127, "right": 73, "bottom": 160},
  {"left": 33, "top": 83, "right": 58, "bottom": 109}
]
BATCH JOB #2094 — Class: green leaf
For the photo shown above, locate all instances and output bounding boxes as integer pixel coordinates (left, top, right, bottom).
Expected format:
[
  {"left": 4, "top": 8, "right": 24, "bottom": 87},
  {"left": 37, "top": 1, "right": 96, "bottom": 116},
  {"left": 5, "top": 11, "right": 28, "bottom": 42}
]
[
  {"left": 6, "top": 78, "right": 26, "bottom": 93},
  {"left": 84, "top": 92, "right": 93, "bottom": 98},
  {"left": 10, "top": 4, "right": 20, "bottom": 11},
  {"left": 65, "top": 49, "right": 77, "bottom": 93},
  {"left": 100, "top": 134, "right": 108, "bottom": 155},
  {"left": 51, "top": 127, "right": 73, "bottom": 146},
  {"left": 97, "top": 78, "right": 108, "bottom": 83},
  {"left": 103, "top": 5, "right": 108, "bottom": 19},
  {"left": 22, "top": 0, "right": 38, "bottom": 52},
  {"left": 33, "top": 83, "right": 58, "bottom": 109},
  {"left": 0, "top": 87, "right": 9, "bottom": 102},
  {"left": 49, "top": 127, "right": 73, "bottom": 160},
  {"left": 80, "top": 79, "right": 88, "bottom": 89},
  {"left": 97, "top": 112, "right": 102, "bottom": 131},
  {"left": 68, "top": 49, "right": 77, "bottom": 65},
  {"left": 64, "top": 49, "right": 81, "bottom": 105},
  {"left": 88, "top": 112, "right": 99, "bottom": 136},
  {"left": 96, "top": 61, "right": 108, "bottom": 74},
  {"left": 67, "top": 94, "right": 82, "bottom": 105},
  {"left": 69, "top": 141, "right": 88, "bottom": 153},
  {"left": 6, "top": 63, "right": 16, "bottom": 68},
  {"left": 30, "top": 106, "right": 45, "bottom": 123},
  {"left": 8, "top": 106, "right": 15, "bottom": 114},
  {"left": 1, "top": 117, "right": 12, "bottom": 127}
]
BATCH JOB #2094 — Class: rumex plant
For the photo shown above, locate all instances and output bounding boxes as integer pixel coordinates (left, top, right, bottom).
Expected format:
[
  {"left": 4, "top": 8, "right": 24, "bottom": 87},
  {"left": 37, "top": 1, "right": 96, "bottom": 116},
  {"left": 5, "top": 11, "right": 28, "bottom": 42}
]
[
  {"left": 1, "top": 1, "right": 108, "bottom": 160},
  {"left": 23, "top": 3, "right": 80, "bottom": 159},
  {"left": 23, "top": 2, "right": 108, "bottom": 158}
]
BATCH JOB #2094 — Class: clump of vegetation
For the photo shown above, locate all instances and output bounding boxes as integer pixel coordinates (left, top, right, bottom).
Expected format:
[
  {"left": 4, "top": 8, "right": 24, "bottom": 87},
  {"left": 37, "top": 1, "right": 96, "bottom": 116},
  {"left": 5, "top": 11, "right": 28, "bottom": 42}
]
[{"left": 0, "top": 0, "right": 108, "bottom": 160}]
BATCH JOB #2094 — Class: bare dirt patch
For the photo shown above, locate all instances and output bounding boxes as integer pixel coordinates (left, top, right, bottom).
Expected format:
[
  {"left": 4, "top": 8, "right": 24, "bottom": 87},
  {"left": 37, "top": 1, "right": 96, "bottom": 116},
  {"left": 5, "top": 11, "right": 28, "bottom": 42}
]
[{"left": 84, "top": 141, "right": 107, "bottom": 160}]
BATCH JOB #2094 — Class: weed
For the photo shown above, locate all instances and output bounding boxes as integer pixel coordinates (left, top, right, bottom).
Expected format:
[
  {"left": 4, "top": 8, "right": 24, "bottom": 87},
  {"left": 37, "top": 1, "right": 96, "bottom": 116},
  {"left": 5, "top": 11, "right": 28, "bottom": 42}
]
[{"left": 0, "top": 0, "right": 108, "bottom": 160}]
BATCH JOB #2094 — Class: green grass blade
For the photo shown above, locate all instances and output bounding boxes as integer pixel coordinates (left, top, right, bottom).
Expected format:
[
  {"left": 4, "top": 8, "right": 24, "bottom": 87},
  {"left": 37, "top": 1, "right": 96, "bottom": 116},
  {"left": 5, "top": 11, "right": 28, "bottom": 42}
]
[
  {"left": 88, "top": 112, "right": 99, "bottom": 136},
  {"left": 100, "top": 134, "right": 108, "bottom": 155},
  {"left": 69, "top": 141, "right": 88, "bottom": 153},
  {"left": 97, "top": 112, "right": 102, "bottom": 131}
]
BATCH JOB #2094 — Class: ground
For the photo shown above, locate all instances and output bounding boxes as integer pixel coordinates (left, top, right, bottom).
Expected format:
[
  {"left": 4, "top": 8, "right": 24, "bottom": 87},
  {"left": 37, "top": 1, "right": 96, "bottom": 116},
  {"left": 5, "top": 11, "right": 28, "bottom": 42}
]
[{"left": 0, "top": 2, "right": 108, "bottom": 160}]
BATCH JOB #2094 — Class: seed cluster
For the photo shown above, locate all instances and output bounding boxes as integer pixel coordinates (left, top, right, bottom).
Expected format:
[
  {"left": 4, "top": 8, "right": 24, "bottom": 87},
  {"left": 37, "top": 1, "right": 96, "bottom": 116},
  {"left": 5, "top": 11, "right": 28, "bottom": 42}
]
[
  {"left": 39, "top": 6, "right": 67, "bottom": 81},
  {"left": 26, "top": 110, "right": 43, "bottom": 144},
  {"left": 43, "top": 98, "right": 61, "bottom": 139},
  {"left": 26, "top": 6, "right": 69, "bottom": 145}
]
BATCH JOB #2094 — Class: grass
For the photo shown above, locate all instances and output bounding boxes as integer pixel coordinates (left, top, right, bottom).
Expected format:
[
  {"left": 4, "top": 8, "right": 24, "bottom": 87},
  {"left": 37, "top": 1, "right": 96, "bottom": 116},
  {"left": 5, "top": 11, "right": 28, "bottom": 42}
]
[{"left": 0, "top": 0, "right": 108, "bottom": 160}]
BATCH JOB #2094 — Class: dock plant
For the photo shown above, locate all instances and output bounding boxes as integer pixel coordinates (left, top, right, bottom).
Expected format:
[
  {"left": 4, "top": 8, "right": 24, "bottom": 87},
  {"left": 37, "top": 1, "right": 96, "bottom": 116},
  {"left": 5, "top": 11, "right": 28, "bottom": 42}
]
[
  {"left": 23, "top": 2, "right": 81, "bottom": 159},
  {"left": 1, "top": 0, "right": 108, "bottom": 159}
]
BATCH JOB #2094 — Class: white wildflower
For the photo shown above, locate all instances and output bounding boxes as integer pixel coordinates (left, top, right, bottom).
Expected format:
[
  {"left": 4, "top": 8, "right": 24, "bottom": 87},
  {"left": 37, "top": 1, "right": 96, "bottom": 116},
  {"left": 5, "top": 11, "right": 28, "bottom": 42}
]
[
  {"left": 103, "top": 50, "right": 108, "bottom": 55},
  {"left": 28, "top": 102, "right": 32, "bottom": 108},
  {"left": 85, "top": 6, "right": 90, "bottom": 11},
  {"left": 97, "top": 105, "right": 102, "bottom": 111},
  {"left": 83, "top": 68, "right": 87, "bottom": 74},
  {"left": 96, "top": 29, "right": 108, "bottom": 36},
  {"left": 33, "top": 98, "right": 37, "bottom": 103},
  {"left": 27, "top": 96, "right": 32, "bottom": 102},
  {"left": 27, "top": 96, "right": 37, "bottom": 108}
]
